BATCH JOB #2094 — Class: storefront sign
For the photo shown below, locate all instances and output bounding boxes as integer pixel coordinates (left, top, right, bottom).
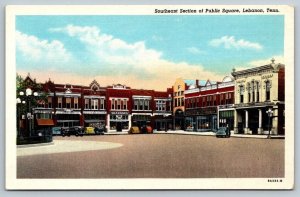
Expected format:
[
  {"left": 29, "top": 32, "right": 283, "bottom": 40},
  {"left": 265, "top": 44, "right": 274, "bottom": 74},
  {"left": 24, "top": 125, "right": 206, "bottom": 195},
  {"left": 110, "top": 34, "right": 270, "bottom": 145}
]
[{"left": 111, "top": 111, "right": 129, "bottom": 115}]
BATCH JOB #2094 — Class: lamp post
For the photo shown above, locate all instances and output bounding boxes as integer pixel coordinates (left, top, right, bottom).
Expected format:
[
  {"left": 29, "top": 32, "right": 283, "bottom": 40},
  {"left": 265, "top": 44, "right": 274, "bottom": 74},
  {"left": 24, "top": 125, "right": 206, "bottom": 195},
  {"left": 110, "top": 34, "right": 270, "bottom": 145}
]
[
  {"left": 18, "top": 88, "right": 38, "bottom": 138},
  {"left": 266, "top": 108, "right": 273, "bottom": 138}
]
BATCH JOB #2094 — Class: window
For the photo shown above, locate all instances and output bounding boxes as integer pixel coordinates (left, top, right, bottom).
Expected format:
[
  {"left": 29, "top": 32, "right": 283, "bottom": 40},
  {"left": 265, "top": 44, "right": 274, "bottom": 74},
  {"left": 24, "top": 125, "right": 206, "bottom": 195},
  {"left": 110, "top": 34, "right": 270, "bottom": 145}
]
[
  {"left": 213, "top": 95, "right": 217, "bottom": 106},
  {"left": 117, "top": 99, "right": 121, "bottom": 110},
  {"left": 181, "top": 97, "right": 184, "bottom": 106},
  {"left": 123, "top": 99, "right": 127, "bottom": 110},
  {"left": 66, "top": 98, "right": 71, "bottom": 109},
  {"left": 111, "top": 99, "right": 115, "bottom": 109},
  {"left": 256, "top": 82, "right": 260, "bottom": 102},
  {"left": 74, "top": 97, "right": 78, "bottom": 109},
  {"left": 156, "top": 100, "right": 166, "bottom": 111},
  {"left": 85, "top": 99, "right": 89, "bottom": 109},
  {"left": 47, "top": 97, "right": 52, "bottom": 108},
  {"left": 252, "top": 81, "right": 255, "bottom": 102},
  {"left": 144, "top": 100, "right": 149, "bottom": 110},
  {"left": 91, "top": 99, "right": 98, "bottom": 110},
  {"left": 240, "top": 86, "right": 244, "bottom": 103},
  {"left": 266, "top": 81, "right": 271, "bottom": 101},
  {"left": 58, "top": 97, "right": 62, "bottom": 108},
  {"left": 202, "top": 97, "right": 206, "bottom": 107},
  {"left": 134, "top": 100, "right": 138, "bottom": 110},
  {"left": 220, "top": 94, "right": 224, "bottom": 105},
  {"left": 139, "top": 100, "right": 144, "bottom": 110},
  {"left": 100, "top": 99, "right": 105, "bottom": 109}
]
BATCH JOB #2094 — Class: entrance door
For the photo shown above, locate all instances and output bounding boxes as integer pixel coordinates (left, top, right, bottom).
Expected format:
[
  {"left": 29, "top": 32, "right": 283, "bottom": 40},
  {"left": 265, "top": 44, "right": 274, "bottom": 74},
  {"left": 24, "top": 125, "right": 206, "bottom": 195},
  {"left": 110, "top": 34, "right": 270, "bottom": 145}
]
[{"left": 116, "top": 122, "right": 122, "bottom": 132}]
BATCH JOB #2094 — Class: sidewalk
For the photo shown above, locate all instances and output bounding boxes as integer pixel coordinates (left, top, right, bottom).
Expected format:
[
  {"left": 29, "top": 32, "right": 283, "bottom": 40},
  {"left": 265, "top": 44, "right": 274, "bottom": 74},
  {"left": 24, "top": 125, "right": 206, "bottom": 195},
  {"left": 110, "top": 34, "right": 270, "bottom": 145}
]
[{"left": 153, "top": 130, "right": 284, "bottom": 139}]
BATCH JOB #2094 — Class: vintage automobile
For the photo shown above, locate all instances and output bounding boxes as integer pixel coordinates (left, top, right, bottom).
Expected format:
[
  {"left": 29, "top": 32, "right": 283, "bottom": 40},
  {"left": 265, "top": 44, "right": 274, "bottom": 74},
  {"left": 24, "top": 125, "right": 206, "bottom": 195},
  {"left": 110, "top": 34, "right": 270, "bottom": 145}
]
[
  {"left": 128, "top": 126, "right": 140, "bottom": 134},
  {"left": 52, "top": 127, "right": 62, "bottom": 135},
  {"left": 216, "top": 127, "right": 231, "bottom": 138},
  {"left": 62, "top": 126, "right": 84, "bottom": 137},
  {"left": 94, "top": 126, "right": 106, "bottom": 135},
  {"left": 84, "top": 127, "right": 96, "bottom": 135},
  {"left": 141, "top": 125, "right": 153, "bottom": 134}
]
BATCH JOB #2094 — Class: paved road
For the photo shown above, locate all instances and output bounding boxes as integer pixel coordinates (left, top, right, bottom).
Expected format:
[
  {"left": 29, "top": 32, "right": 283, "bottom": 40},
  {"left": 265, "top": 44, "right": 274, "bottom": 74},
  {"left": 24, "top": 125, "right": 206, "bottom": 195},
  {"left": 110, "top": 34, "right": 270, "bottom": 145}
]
[{"left": 17, "top": 134, "right": 284, "bottom": 178}]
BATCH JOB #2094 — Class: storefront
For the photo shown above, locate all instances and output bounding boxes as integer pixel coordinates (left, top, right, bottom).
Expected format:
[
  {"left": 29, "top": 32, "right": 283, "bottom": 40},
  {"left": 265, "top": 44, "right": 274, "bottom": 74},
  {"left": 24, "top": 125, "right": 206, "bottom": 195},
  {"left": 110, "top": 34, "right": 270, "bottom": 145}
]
[
  {"left": 153, "top": 114, "right": 173, "bottom": 131},
  {"left": 108, "top": 111, "right": 130, "bottom": 132},
  {"left": 131, "top": 114, "right": 152, "bottom": 128},
  {"left": 55, "top": 110, "right": 81, "bottom": 127},
  {"left": 83, "top": 111, "right": 106, "bottom": 127},
  {"left": 218, "top": 105, "right": 234, "bottom": 130},
  {"left": 185, "top": 107, "right": 217, "bottom": 132}
]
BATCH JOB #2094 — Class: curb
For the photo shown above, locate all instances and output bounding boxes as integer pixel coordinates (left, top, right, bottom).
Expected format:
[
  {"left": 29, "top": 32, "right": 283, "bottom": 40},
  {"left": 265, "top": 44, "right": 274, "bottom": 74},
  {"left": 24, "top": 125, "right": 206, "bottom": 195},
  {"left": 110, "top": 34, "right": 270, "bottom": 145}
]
[{"left": 17, "top": 142, "right": 55, "bottom": 148}]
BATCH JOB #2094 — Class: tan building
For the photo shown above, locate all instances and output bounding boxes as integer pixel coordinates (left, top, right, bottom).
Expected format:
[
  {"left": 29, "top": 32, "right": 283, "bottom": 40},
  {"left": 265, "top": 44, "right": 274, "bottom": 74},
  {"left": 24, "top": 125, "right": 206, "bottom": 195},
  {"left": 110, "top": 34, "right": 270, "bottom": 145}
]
[
  {"left": 172, "top": 78, "right": 199, "bottom": 130},
  {"left": 232, "top": 58, "right": 285, "bottom": 135}
]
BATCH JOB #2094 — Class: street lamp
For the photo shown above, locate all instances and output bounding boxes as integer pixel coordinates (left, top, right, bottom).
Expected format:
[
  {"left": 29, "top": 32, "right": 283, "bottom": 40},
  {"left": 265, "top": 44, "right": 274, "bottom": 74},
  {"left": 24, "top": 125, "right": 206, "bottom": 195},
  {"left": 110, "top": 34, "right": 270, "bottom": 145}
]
[
  {"left": 266, "top": 108, "right": 273, "bottom": 138},
  {"left": 17, "top": 88, "right": 38, "bottom": 138}
]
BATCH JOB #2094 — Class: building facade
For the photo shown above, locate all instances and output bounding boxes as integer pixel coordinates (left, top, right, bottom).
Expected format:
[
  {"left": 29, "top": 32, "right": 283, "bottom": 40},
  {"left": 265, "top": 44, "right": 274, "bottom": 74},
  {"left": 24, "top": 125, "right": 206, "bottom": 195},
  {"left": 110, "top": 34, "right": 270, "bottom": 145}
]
[
  {"left": 231, "top": 59, "right": 285, "bottom": 135},
  {"left": 184, "top": 77, "right": 234, "bottom": 132}
]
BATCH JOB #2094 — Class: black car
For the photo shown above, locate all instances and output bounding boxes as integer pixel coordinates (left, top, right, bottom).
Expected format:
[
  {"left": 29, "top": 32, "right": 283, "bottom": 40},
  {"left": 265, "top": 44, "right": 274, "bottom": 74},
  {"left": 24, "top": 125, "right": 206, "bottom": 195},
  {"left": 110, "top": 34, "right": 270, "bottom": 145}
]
[
  {"left": 94, "top": 126, "right": 106, "bottom": 135},
  {"left": 216, "top": 127, "right": 231, "bottom": 138},
  {"left": 62, "top": 126, "right": 84, "bottom": 137}
]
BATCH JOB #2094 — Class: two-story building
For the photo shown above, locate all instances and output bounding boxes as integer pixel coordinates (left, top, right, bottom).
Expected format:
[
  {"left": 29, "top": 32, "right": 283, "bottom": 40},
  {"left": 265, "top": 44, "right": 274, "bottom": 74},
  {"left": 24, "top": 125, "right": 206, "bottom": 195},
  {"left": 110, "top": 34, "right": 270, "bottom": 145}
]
[
  {"left": 231, "top": 59, "right": 285, "bottom": 135},
  {"left": 184, "top": 78, "right": 234, "bottom": 132}
]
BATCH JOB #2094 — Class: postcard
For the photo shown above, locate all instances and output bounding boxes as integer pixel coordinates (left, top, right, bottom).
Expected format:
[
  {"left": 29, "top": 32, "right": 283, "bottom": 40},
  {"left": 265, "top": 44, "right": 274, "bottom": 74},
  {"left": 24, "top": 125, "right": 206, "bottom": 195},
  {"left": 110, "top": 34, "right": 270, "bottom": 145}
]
[{"left": 6, "top": 5, "right": 294, "bottom": 190}]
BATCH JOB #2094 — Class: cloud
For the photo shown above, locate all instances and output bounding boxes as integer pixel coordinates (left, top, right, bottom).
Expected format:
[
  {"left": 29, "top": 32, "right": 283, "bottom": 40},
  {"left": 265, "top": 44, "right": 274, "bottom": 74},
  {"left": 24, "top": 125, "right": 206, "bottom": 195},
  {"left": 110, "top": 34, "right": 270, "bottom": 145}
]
[
  {"left": 16, "top": 31, "right": 73, "bottom": 70},
  {"left": 17, "top": 25, "right": 225, "bottom": 90},
  {"left": 209, "top": 36, "right": 263, "bottom": 51},
  {"left": 186, "top": 47, "right": 206, "bottom": 55}
]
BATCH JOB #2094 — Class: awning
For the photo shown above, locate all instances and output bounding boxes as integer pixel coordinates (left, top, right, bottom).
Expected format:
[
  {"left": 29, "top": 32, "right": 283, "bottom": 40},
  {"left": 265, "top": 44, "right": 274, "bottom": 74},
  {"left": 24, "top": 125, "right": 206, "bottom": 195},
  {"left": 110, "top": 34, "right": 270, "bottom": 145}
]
[{"left": 36, "top": 119, "right": 54, "bottom": 126}]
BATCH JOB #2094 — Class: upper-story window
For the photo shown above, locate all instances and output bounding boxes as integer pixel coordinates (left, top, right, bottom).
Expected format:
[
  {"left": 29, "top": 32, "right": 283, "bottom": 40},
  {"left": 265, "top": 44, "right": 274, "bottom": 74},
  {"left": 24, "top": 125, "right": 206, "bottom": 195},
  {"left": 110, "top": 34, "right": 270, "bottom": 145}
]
[
  {"left": 239, "top": 86, "right": 244, "bottom": 103},
  {"left": 144, "top": 100, "right": 149, "bottom": 110},
  {"left": 91, "top": 99, "right": 98, "bottom": 110},
  {"left": 58, "top": 97, "right": 62, "bottom": 108},
  {"left": 47, "top": 97, "right": 52, "bottom": 108},
  {"left": 247, "top": 83, "right": 251, "bottom": 103},
  {"left": 266, "top": 80, "right": 271, "bottom": 101},
  {"left": 66, "top": 98, "right": 71, "bottom": 109},
  {"left": 251, "top": 81, "right": 255, "bottom": 102},
  {"left": 213, "top": 95, "right": 217, "bottom": 106},
  {"left": 85, "top": 99, "right": 89, "bottom": 109},
  {"left": 74, "top": 97, "right": 78, "bottom": 109},
  {"left": 123, "top": 99, "right": 127, "bottom": 110},
  {"left": 100, "top": 98, "right": 105, "bottom": 109},
  {"left": 139, "top": 100, "right": 144, "bottom": 110},
  {"left": 256, "top": 82, "right": 260, "bottom": 102},
  {"left": 156, "top": 100, "right": 166, "bottom": 111},
  {"left": 134, "top": 100, "right": 138, "bottom": 110},
  {"left": 117, "top": 99, "right": 121, "bottom": 110},
  {"left": 111, "top": 99, "right": 115, "bottom": 109}
]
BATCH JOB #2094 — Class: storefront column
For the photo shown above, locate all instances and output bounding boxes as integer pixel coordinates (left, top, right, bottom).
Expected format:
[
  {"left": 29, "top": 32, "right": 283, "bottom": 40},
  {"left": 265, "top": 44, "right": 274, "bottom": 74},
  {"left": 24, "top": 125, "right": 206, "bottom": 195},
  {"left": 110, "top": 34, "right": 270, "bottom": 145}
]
[
  {"left": 128, "top": 114, "right": 132, "bottom": 132},
  {"left": 257, "top": 109, "right": 263, "bottom": 134},
  {"left": 272, "top": 106, "right": 278, "bottom": 135},
  {"left": 106, "top": 114, "right": 110, "bottom": 132},
  {"left": 244, "top": 110, "right": 250, "bottom": 134},
  {"left": 234, "top": 109, "right": 238, "bottom": 134}
]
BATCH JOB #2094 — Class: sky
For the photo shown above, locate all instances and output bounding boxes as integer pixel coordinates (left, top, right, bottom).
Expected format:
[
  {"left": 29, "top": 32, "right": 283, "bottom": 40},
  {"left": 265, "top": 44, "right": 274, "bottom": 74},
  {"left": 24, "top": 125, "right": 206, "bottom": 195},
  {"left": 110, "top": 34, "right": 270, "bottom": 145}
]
[{"left": 16, "top": 15, "right": 284, "bottom": 90}]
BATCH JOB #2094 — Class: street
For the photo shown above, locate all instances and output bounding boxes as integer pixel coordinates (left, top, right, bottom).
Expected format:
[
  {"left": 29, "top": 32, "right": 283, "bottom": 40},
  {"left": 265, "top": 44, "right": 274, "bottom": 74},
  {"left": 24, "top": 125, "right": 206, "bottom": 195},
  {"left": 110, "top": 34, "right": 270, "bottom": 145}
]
[{"left": 17, "top": 134, "right": 284, "bottom": 178}]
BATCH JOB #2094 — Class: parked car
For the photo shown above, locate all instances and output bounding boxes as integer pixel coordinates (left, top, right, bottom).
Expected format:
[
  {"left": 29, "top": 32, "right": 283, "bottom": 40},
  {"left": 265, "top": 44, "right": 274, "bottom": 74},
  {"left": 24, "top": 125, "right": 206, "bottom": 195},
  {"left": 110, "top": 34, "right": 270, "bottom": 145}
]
[
  {"left": 94, "top": 126, "right": 106, "bottom": 135},
  {"left": 84, "top": 127, "right": 96, "bottom": 135},
  {"left": 216, "top": 127, "right": 230, "bottom": 138},
  {"left": 128, "top": 126, "right": 140, "bottom": 134},
  {"left": 52, "top": 127, "right": 62, "bottom": 135},
  {"left": 141, "top": 125, "right": 153, "bottom": 134},
  {"left": 62, "top": 126, "right": 84, "bottom": 137}
]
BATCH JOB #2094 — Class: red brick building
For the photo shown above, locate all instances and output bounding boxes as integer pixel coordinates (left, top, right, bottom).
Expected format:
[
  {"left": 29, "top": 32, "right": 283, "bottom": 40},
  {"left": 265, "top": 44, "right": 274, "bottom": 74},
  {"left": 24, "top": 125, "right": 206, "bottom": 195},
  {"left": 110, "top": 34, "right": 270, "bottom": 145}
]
[{"left": 184, "top": 76, "right": 235, "bottom": 132}]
